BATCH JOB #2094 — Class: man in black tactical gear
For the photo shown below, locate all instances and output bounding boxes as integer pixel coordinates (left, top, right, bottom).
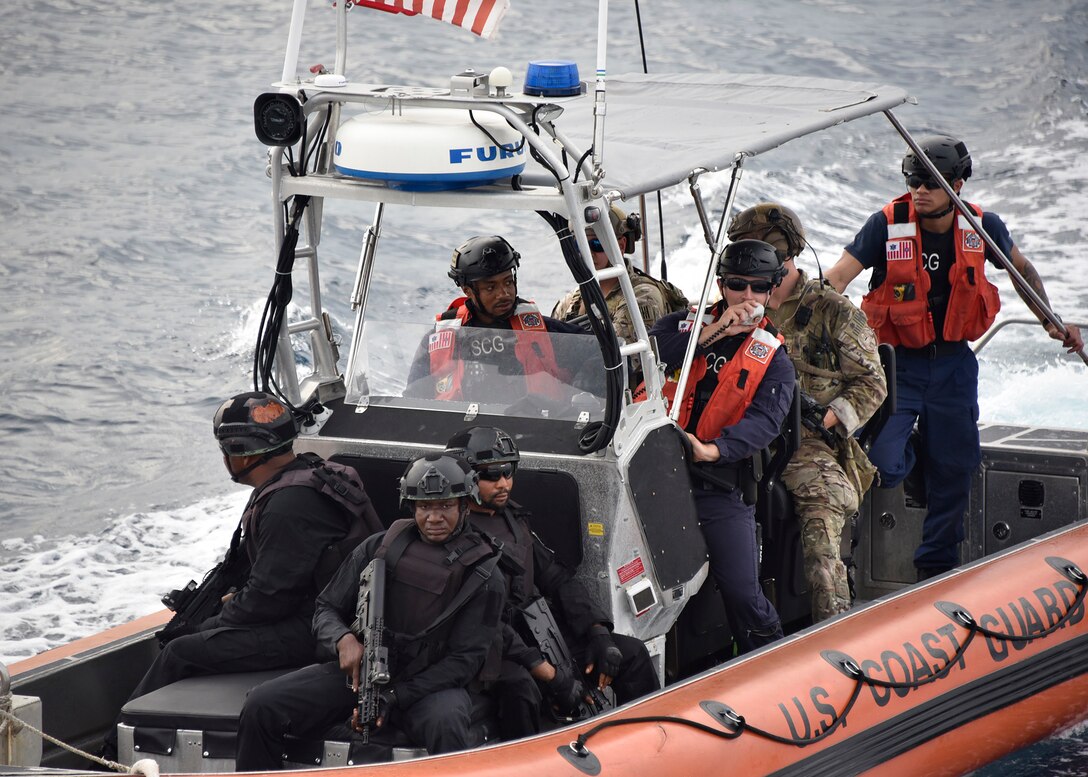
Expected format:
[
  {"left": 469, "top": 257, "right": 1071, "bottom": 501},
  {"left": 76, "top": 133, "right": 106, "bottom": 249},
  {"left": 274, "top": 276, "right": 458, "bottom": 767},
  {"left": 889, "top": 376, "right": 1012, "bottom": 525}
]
[
  {"left": 235, "top": 453, "right": 507, "bottom": 769},
  {"left": 102, "top": 392, "right": 381, "bottom": 761},
  {"left": 446, "top": 426, "right": 658, "bottom": 740}
]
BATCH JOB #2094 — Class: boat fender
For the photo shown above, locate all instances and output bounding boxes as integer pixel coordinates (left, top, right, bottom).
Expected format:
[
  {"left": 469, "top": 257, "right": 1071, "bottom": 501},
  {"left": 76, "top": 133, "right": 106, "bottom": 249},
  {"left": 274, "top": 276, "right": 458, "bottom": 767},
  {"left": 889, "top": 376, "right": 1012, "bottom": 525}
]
[{"left": 129, "top": 759, "right": 160, "bottom": 777}]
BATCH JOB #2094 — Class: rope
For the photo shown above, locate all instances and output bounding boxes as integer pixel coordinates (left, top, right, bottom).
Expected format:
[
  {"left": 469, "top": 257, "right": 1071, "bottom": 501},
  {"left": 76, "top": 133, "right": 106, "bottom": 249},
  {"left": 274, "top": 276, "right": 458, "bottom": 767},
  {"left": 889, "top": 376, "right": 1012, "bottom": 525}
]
[
  {"left": 573, "top": 559, "right": 1087, "bottom": 755},
  {"left": 0, "top": 705, "right": 157, "bottom": 775}
]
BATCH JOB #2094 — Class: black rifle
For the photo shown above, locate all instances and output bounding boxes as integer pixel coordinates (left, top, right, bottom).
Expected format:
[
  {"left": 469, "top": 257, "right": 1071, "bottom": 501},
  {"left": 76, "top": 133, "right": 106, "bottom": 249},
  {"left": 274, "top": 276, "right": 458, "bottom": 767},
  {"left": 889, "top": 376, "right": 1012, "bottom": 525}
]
[
  {"left": 799, "top": 391, "right": 837, "bottom": 448},
  {"left": 349, "top": 557, "right": 390, "bottom": 744},
  {"left": 158, "top": 527, "right": 250, "bottom": 646},
  {"left": 517, "top": 597, "right": 615, "bottom": 721}
]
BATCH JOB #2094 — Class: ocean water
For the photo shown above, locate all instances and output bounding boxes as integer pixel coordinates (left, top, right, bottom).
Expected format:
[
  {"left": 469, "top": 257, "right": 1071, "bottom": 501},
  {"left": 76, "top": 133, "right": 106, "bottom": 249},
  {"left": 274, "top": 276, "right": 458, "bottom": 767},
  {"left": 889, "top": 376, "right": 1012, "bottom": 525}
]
[{"left": 2, "top": 0, "right": 1087, "bottom": 772}]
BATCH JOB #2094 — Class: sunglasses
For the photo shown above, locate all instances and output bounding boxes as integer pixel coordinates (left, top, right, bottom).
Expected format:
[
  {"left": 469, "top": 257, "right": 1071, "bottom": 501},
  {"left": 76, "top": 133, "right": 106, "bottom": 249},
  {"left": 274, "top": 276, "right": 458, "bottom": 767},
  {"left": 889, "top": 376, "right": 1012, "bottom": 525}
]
[
  {"left": 904, "top": 173, "right": 950, "bottom": 190},
  {"left": 587, "top": 238, "right": 604, "bottom": 253},
  {"left": 722, "top": 277, "right": 774, "bottom": 293},
  {"left": 477, "top": 462, "right": 516, "bottom": 481}
]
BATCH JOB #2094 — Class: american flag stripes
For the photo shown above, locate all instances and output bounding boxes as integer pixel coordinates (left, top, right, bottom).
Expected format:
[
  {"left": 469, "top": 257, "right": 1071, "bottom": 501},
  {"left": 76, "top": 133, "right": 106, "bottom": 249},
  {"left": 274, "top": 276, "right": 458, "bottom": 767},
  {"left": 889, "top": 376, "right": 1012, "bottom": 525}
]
[
  {"left": 352, "top": 0, "right": 510, "bottom": 39},
  {"left": 885, "top": 239, "right": 914, "bottom": 261}
]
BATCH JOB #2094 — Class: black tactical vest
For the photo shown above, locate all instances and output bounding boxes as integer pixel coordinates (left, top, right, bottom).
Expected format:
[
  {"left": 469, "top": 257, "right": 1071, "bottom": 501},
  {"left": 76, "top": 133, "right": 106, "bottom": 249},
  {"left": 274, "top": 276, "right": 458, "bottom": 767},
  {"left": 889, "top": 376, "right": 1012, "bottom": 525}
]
[
  {"left": 376, "top": 519, "right": 499, "bottom": 679},
  {"left": 470, "top": 504, "right": 534, "bottom": 607},
  {"left": 240, "top": 453, "right": 383, "bottom": 590}
]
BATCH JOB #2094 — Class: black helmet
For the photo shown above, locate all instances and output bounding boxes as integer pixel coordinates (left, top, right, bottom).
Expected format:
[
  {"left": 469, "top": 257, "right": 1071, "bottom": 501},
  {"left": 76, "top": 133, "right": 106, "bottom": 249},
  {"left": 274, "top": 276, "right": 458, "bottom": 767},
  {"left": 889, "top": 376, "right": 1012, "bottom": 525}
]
[
  {"left": 727, "top": 202, "right": 806, "bottom": 260},
  {"left": 448, "top": 235, "right": 521, "bottom": 286},
  {"left": 399, "top": 453, "right": 480, "bottom": 512},
  {"left": 902, "top": 134, "right": 972, "bottom": 181},
  {"left": 213, "top": 392, "right": 298, "bottom": 457},
  {"left": 446, "top": 426, "right": 520, "bottom": 467},
  {"left": 718, "top": 239, "right": 787, "bottom": 286}
]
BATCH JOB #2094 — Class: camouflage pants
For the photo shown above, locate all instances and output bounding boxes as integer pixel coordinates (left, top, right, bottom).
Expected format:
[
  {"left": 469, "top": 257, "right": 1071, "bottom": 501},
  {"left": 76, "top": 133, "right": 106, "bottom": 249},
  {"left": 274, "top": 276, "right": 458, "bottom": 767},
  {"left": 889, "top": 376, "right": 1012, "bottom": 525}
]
[{"left": 781, "top": 437, "right": 860, "bottom": 622}]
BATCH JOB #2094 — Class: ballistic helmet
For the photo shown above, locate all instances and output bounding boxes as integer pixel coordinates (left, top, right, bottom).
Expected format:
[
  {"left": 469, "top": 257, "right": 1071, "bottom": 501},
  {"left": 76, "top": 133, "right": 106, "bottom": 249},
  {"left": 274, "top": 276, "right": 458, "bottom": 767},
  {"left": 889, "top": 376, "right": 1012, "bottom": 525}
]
[
  {"left": 601, "top": 206, "right": 643, "bottom": 255},
  {"left": 399, "top": 453, "right": 480, "bottom": 513},
  {"left": 446, "top": 426, "right": 521, "bottom": 467},
  {"left": 727, "top": 202, "right": 806, "bottom": 260},
  {"left": 448, "top": 235, "right": 521, "bottom": 286},
  {"left": 213, "top": 392, "right": 298, "bottom": 457},
  {"left": 718, "top": 239, "right": 787, "bottom": 286},
  {"left": 902, "top": 134, "right": 972, "bottom": 181}
]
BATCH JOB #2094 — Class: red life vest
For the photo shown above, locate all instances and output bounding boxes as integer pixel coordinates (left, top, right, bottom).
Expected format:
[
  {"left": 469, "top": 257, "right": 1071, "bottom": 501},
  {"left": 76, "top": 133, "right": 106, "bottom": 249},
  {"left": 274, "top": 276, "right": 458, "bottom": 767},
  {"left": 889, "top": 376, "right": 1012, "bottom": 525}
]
[
  {"left": 860, "top": 194, "right": 1001, "bottom": 347},
  {"left": 657, "top": 308, "right": 784, "bottom": 442},
  {"left": 428, "top": 298, "right": 564, "bottom": 400}
]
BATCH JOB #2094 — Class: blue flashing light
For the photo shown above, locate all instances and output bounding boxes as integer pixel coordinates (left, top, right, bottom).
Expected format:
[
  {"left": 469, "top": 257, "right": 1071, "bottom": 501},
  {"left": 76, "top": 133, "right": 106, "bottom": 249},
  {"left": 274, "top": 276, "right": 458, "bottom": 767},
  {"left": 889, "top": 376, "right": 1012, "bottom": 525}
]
[{"left": 524, "top": 60, "right": 582, "bottom": 97}]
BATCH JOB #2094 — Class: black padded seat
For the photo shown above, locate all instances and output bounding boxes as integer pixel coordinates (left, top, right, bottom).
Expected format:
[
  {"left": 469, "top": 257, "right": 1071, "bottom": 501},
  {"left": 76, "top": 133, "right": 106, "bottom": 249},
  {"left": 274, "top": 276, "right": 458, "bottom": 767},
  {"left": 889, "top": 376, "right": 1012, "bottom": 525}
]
[{"left": 118, "top": 669, "right": 290, "bottom": 731}]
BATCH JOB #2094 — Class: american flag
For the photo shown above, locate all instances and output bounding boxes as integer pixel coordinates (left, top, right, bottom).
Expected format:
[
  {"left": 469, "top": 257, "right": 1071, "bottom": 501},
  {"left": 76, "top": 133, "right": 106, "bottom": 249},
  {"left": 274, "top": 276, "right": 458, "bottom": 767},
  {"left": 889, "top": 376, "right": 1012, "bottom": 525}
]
[
  {"left": 353, "top": 0, "right": 510, "bottom": 39},
  {"left": 886, "top": 239, "right": 913, "bottom": 261}
]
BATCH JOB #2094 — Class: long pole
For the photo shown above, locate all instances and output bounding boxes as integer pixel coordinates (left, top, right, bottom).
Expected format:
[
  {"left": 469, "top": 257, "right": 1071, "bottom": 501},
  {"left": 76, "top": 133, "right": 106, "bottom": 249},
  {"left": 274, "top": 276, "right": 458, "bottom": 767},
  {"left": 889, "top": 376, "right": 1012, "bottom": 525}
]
[
  {"left": 591, "top": 0, "right": 608, "bottom": 184},
  {"left": 669, "top": 159, "right": 745, "bottom": 421},
  {"left": 885, "top": 111, "right": 1086, "bottom": 365},
  {"left": 281, "top": 0, "right": 308, "bottom": 83}
]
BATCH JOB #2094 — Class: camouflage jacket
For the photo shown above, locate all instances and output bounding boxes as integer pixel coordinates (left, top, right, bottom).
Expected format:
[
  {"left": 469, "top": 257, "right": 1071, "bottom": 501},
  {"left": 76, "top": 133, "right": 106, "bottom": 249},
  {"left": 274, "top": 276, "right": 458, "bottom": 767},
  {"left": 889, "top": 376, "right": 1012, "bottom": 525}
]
[
  {"left": 767, "top": 269, "right": 887, "bottom": 437},
  {"left": 551, "top": 262, "right": 688, "bottom": 345}
]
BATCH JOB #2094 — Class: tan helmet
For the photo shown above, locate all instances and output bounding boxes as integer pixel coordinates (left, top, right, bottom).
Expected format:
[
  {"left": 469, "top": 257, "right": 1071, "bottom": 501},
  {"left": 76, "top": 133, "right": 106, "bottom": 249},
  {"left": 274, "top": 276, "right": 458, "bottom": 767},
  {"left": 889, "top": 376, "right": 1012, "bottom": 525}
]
[
  {"left": 575, "top": 205, "right": 642, "bottom": 255},
  {"left": 727, "top": 202, "right": 806, "bottom": 260}
]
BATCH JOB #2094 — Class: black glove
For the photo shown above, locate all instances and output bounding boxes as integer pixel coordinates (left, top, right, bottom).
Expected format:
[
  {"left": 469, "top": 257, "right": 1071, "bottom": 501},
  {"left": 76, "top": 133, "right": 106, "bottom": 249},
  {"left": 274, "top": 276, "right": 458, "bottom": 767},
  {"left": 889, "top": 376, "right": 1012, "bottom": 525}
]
[
  {"left": 375, "top": 687, "right": 398, "bottom": 729},
  {"left": 547, "top": 663, "right": 585, "bottom": 716},
  {"left": 587, "top": 626, "right": 622, "bottom": 678}
]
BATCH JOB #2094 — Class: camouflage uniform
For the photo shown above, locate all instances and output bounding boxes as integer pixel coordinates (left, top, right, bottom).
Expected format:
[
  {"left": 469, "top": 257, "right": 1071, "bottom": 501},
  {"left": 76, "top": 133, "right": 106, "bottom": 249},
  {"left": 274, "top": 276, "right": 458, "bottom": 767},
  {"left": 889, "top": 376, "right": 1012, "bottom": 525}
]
[
  {"left": 551, "top": 262, "right": 687, "bottom": 382},
  {"left": 767, "top": 269, "right": 886, "bottom": 622}
]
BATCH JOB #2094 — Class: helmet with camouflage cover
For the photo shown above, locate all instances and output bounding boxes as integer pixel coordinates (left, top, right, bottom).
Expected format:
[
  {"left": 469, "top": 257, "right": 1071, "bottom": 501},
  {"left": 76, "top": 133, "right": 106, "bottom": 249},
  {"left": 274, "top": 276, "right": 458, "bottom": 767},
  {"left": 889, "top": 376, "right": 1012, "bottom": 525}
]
[
  {"left": 604, "top": 205, "right": 642, "bottom": 254},
  {"left": 573, "top": 205, "right": 642, "bottom": 255},
  {"left": 727, "top": 202, "right": 807, "bottom": 260}
]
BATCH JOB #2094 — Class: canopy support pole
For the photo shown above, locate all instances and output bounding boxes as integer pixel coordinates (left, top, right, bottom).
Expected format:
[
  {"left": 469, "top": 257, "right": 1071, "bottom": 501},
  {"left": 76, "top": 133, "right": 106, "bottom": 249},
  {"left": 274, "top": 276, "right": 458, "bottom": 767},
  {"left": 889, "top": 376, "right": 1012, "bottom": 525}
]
[{"left": 669, "top": 159, "right": 746, "bottom": 423}]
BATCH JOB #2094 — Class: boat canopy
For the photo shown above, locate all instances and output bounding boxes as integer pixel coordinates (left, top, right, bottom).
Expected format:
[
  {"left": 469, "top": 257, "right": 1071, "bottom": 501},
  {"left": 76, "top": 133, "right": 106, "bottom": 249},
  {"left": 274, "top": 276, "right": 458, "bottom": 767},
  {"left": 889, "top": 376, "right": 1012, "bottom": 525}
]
[{"left": 523, "top": 72, "right": 912, "bottom": 199}]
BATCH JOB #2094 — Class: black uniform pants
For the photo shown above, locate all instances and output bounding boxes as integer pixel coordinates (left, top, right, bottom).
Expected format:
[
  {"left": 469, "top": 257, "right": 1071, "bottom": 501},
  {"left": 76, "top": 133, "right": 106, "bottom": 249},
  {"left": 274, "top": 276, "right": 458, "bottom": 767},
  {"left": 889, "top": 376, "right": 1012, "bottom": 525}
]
[
  {"left": 491, "top": 659, "right": 543, "bottom": 740},
  {"left": 494, "top": 632, "right": 660, "bottom": 741},
  {"left": 103, "top": 623, "right": 314, "bottom": 759},
  {"left": 235, "top": 661, "right": 473, "bottom": 771}
]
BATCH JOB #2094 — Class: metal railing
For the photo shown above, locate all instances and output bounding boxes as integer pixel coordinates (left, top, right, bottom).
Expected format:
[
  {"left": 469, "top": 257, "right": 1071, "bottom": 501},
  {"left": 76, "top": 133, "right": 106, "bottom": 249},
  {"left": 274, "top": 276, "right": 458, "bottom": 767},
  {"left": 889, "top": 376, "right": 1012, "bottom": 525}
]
[{"left": 972, "top": 318, "right": 1088, "bottom": 356}]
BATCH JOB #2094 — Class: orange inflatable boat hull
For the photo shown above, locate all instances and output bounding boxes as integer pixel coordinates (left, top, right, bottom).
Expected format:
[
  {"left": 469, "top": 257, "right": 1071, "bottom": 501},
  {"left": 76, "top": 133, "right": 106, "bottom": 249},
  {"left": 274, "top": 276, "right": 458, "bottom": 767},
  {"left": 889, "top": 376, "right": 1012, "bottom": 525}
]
[{"left": 10, "top": 522, "right": 1088, "bottom": 777}]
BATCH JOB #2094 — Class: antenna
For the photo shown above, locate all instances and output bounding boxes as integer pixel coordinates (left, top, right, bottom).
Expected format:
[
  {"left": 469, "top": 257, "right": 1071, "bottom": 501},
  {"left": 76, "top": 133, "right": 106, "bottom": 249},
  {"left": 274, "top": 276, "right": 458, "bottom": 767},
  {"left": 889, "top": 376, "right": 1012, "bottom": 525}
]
[{"left": 591, "top": 0, "right": 608, "bottom": 185}]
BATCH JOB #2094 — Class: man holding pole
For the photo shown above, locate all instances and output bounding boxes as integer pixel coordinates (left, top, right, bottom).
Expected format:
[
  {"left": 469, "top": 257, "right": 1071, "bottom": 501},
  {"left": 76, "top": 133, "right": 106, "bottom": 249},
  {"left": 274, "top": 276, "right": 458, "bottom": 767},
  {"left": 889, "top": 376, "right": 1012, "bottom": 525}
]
[{"left": 825, "top": 133, "right": 1083, "bottom": 581}]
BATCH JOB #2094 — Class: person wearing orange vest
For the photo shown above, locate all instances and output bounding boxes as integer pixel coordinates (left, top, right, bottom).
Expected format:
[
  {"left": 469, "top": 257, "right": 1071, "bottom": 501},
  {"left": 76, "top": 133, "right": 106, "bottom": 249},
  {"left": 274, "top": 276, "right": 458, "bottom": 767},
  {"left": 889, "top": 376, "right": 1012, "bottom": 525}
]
[
  {"left": 405, "top": 235, "right": 584, "bottom": 401},
  {"left": 825, "top": 134, "right": 1083, "bottom": 581},
  {"left": 649, "top": 239, "right": 795, "bottom": 655}
]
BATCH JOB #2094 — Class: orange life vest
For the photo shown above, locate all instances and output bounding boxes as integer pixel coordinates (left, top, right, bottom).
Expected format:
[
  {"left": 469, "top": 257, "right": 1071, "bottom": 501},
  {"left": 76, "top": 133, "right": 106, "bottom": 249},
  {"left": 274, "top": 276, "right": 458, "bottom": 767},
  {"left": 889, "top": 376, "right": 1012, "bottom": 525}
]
[
  {"left": 657, "top": 309, "right": 784, "bottom": 442},
  {"left": 428, "top": 298, "right": 564, "bottom": 400},
  {"left": 860, "top": 194, "right": 1000, "bottom": 347}
]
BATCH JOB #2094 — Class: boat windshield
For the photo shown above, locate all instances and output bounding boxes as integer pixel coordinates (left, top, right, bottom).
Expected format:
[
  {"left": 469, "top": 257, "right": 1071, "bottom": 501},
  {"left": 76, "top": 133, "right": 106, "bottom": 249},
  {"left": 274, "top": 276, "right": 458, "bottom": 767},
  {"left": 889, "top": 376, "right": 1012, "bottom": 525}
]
[{"left": 344, "top": 318, "right": 607, "bottom": 422}]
